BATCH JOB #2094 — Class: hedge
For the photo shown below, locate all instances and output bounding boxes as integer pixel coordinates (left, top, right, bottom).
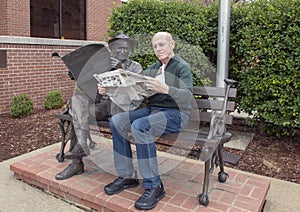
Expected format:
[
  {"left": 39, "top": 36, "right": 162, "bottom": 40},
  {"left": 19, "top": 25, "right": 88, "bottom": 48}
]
[
  {"left": 108, "top": 0, "right": 216, "bottom": 86},
  {"left": 230, "top": 0, "right": 300, "bottom": 136},
  {"left": 108, "top": 0, "right": 300, "bottom": 136}
]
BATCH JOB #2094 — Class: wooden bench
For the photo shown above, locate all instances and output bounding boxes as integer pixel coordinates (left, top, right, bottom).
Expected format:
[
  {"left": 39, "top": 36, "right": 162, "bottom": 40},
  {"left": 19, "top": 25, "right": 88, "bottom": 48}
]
[{"left": 54, "top": 78, "right": 237, "bottom": 206}]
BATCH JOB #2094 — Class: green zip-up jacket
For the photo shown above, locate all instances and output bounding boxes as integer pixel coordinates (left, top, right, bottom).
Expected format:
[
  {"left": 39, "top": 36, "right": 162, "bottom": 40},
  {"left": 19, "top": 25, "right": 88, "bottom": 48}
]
[{"left": 144, "top": 55, "right": 193, "bottom": 114}]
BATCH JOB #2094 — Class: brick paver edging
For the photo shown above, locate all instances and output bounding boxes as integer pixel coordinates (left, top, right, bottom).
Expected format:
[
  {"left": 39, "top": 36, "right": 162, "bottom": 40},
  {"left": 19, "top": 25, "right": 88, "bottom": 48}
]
[{"left": 10, "top": 148, "right": 270, "bottom": 212}]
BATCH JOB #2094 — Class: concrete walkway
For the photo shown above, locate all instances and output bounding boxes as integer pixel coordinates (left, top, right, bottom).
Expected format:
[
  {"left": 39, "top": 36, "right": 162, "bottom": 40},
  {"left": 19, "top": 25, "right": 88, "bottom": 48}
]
[
  {"left": 0, "top": 143, "right": 84, "bottom": 212},
  {"left": 1, "top": 141, "right": 300, "bottom": 212}
]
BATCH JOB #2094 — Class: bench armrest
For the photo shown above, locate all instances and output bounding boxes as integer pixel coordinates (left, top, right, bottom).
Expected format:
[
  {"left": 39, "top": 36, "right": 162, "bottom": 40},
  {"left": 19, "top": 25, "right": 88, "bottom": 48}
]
[{"left": 207, "top": 79, "right": 236, "bottom": 140}]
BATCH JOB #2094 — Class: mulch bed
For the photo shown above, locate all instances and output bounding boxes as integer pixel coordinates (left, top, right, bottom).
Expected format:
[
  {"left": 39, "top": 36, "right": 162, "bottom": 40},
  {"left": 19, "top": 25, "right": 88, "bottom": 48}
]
[{"left": 0, "top": 108, "right": 299, "bottom": 184}]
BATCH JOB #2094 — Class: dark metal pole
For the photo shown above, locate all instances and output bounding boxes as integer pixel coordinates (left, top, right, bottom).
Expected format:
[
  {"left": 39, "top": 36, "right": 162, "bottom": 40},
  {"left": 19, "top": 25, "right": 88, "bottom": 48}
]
[
  {"left": 59, "top": 0, "right": 62, "bottom": 39},
  {"left": 216, "top": 0, "right": 231, "bottom": 87}
]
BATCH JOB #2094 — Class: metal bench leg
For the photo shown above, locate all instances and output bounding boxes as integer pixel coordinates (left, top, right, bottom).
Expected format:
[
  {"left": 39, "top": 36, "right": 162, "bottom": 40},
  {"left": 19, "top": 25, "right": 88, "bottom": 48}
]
[
  {"left": 217, "top": 144, "right": 229, "bottom": 182},
  {"left": 198, "top": 159, "right": 211, "bottom": 206},
  {"left": 56, "top": 119, "right": 72, "bottom": 162}
]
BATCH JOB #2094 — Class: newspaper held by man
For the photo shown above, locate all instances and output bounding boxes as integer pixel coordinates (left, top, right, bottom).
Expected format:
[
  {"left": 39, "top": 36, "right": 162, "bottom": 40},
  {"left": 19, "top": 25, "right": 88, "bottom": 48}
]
[{"left": 93, "top": 69, "right": 154, "bottom": 111}]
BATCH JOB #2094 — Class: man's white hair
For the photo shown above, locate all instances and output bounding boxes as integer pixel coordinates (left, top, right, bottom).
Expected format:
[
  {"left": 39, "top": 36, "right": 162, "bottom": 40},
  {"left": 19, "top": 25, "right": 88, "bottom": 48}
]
[{"left": 152, "top": 32, "right": 174, "bottom": 42}]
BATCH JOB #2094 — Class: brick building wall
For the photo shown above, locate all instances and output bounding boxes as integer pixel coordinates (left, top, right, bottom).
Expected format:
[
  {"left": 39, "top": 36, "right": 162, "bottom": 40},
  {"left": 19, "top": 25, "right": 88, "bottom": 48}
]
[
  {"left": 0, "top": 37, "right": 105, "bottom": 114},
  {"left": 0, "top": 0, "right": 8, "bottom": 35},
  {"left": 0, "top": 0, "right": 30, "bottom": 36},
  {"left": 0, "top": 42, "right": 73, "bottom": 114},
  {"left": 0, "top": 0, "right": 120, "bottom": 40},
  {"left": 86, "top": 0, "right": 122, "bottom": 41},
  {"left": 0, "top": 0, "right": 121, "bottom": 114}
]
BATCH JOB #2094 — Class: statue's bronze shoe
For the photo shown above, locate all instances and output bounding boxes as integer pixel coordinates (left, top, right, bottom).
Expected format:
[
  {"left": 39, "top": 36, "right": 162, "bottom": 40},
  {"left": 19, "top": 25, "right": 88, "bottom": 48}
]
[{"left": 55, "top": 160, "right": 84, "bottom": 180}]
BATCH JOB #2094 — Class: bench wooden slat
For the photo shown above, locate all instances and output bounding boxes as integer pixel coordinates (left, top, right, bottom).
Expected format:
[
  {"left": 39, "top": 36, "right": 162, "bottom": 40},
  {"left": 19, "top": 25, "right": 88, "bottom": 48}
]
[
  {"left": 193, "top": 86, "right": 237, "bottom": 98},
  {"left": 200, "top": 112, "right": 233, "bottom": 124},
  {"left": 159, "top": 129, "right": 232, "bottom": 146},
  {"left": 188, "top": 110, "right": 233, "bottom": 125},
  {"left": 195, "top": 99, "right": 236, "bottom": 111},
  {"left": 96, "top": 121, "right": 110, "bottom": 128},
  {"left": 54, "top": 114, "right": 72, "bottom": 121}
]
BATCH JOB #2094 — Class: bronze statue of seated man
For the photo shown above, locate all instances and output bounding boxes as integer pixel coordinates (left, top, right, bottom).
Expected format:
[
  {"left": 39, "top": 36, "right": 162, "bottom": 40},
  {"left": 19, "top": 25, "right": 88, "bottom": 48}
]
[{"left": 55, "top": 32, "right": 143, "bottom": 180}]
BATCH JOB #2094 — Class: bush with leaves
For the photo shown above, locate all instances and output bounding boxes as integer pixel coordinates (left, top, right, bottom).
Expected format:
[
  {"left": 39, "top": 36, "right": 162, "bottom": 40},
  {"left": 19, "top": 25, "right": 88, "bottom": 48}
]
[
  {"left": 10, "top": 94, "right": 34, "bottom": 117},
  {"left": 44, "top": 90, "right": 64, "bottom": 110},
  {"left": 108, "top": 0, "right": 215, "bottom": 86},
  {"left": 108, "top": 0, "right": 299, "bottom": 136},
  {"left": 229, "top": 0, "right": 300, "bottom": 136}
]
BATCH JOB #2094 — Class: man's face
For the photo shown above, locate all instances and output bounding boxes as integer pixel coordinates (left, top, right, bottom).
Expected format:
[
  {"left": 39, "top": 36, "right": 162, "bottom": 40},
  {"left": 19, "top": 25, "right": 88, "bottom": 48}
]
[
  {"left": 152, "top": 34, "right": 174, "bottom": 61},
  {"left": 111, "top": 40, "right": 131, "bottom": 61}
]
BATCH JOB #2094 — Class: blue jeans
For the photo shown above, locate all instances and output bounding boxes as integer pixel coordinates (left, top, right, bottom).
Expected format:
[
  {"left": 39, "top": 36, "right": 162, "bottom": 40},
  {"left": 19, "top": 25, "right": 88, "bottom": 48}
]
[{"left": 109, "top": 106, "right": 189, "bottom": 189}]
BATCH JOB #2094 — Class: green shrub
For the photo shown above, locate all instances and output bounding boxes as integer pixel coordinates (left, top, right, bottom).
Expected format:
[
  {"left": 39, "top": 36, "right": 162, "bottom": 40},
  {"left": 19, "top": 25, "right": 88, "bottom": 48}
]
[
  {"left": 108, "top": 0, "right": 215, "bottom": 86},
  {"left": 108, "top": 0, "right": 300, "bottom": 136},
  {"left": 10, "top": 94, "right": 34, "bottom": 117},
  {"left": 229, "top": 0, "right": 300, "bottom": 136},
  {"left": 44, "top": 90, "right": 64, "bottom": 110}
]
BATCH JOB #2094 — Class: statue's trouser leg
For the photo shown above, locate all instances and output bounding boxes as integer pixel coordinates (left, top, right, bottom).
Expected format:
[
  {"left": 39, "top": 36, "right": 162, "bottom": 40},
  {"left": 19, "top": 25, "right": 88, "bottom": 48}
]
[{"left": 67, "top": 94, "right": 96, "bottom": 158}]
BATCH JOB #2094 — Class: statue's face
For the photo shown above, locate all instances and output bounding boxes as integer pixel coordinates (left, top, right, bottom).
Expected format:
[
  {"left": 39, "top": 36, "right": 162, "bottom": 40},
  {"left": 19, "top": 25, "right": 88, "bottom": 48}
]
[{"left": 111, "top": 40, "right": 131, "bottom": 61}]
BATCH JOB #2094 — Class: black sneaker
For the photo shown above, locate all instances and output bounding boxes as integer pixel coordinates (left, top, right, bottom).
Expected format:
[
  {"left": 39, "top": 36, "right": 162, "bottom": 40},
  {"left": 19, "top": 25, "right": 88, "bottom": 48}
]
[
  {"left": 134, "top": 183, "right": 165, "bottom": 210},
  {"left": 104, "top": 177, "right": 139, "bottom": 195}
]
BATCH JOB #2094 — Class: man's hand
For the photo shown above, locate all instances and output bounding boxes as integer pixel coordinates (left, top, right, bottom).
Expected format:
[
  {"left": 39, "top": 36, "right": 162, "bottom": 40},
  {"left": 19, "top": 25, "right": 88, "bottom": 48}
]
[
  {"left": 97, "top": 84, "right": 108, "bottom": 96},
  {"left": 110, "top": 57, "right": 122, "bottom": 70},
  {"left": 145, "top": 77, "right": 169, "bottom": 94}
]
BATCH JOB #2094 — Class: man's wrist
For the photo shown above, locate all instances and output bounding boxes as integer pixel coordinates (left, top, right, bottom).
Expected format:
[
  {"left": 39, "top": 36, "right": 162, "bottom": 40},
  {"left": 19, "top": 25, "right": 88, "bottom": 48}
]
[{"left": 164, "top": 85, "right": 169, "bottom": 94}]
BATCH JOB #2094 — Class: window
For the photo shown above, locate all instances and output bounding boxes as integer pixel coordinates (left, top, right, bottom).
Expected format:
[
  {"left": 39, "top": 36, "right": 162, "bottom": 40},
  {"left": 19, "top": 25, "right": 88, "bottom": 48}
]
[
  {"left": 30, "top": 0, "right": 86, "bottom": 40},
  {"left": 42, "top": 8, "right": 49, "bottom": 26}
]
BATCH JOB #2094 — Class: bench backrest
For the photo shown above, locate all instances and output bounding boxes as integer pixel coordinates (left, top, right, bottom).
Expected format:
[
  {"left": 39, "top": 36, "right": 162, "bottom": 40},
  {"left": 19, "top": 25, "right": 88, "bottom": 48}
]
[
  {"left": 189, "top": 86, "right": 237, "bottom": 125},
  {"left": 96, "top": 85, "right": 237, "bottom": 130}
]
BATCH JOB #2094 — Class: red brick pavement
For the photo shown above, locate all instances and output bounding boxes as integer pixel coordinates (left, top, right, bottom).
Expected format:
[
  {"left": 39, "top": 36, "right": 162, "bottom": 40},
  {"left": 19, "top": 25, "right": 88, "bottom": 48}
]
[{"left": 10, "top": 147, "right": 270, "bottom": 212}]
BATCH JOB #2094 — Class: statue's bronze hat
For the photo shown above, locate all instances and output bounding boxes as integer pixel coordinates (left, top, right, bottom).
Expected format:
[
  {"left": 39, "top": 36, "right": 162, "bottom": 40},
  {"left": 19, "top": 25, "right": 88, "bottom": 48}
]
[{"left": 108, "top": 32, "right": 136, "bottom": 50}]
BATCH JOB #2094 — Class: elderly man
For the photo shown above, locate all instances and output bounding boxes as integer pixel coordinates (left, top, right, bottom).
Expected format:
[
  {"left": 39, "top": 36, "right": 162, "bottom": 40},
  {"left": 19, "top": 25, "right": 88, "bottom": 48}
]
[
  {"left": 55, "top": 32, "right": 142, "bottom": 180},
  {"left": 99, "top": 32, "right": 193, "bottom": 210}
]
